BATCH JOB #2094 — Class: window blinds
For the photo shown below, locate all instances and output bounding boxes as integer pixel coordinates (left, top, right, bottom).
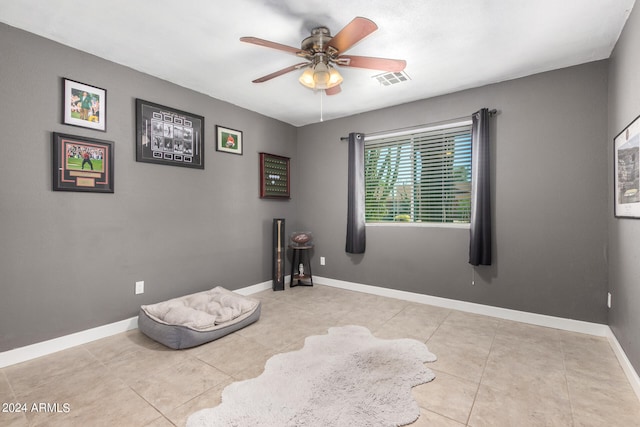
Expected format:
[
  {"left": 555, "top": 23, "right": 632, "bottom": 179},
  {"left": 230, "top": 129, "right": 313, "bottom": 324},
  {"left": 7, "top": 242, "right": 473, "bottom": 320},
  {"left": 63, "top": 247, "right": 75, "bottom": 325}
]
[{"left": 364, "top": 121, "right": 472, "bottom": 224}]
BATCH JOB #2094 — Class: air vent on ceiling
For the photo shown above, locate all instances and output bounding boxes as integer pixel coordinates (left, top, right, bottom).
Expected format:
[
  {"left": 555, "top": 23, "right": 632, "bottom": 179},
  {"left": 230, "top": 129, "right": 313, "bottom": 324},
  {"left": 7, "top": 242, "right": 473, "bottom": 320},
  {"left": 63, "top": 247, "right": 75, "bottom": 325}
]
[{"left": 373, "top": 70, "right": 411, "bottom": 86}]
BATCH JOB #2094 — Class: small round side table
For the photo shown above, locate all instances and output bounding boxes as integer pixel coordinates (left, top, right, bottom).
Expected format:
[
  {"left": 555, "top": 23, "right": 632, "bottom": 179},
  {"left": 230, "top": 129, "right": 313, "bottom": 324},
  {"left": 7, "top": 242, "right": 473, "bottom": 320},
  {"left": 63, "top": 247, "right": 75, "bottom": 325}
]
[{"left": 289, "top": 245, "right": 313, "bottom": 287}]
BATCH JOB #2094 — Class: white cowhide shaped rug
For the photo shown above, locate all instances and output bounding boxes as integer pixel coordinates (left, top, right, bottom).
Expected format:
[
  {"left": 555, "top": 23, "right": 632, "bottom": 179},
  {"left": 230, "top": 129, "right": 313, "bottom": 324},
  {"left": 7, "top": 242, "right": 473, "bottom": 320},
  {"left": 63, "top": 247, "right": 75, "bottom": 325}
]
[{"left": 187, "top": 325, "right": 437, "bottom": 427}]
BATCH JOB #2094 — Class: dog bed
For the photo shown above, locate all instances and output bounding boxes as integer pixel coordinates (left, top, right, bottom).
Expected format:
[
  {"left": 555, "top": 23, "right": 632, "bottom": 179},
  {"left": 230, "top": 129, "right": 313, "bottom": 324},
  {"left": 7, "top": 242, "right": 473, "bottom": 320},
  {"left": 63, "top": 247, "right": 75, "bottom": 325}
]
[{"left": 138, "top": 286, "right": 261, "bottom": 349}]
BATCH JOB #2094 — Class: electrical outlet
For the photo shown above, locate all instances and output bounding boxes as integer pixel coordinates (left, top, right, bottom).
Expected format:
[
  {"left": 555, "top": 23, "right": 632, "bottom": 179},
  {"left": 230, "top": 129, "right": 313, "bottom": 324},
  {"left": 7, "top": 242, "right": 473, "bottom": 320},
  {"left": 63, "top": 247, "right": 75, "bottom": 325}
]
[
  {"left": 135, "top": 280, "right": 145, "bottom": 295},
  {"left": 607, "top": 292, "right": 612, "bottom": 308},
  {"left": 320, "top": 256, "right": 325, "bottom": 266}
]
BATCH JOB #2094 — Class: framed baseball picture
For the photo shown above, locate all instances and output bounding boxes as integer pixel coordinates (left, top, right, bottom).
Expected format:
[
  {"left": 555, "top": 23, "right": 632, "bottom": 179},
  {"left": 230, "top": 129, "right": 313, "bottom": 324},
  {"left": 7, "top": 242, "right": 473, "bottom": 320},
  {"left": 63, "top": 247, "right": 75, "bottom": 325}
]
[
  {"left": 52, "top": 132, "right": 114, "bottom": 193},
  {"left": 63, "top": 78, "right": 107, "bottom": 131},
  {"left": 136, "top": 99, "right": 205, "bottom": 169},
  {"left": 614, "top": 114, "right": 640, "bottom": 218},
  {"left": 216, "top": 125, "right": 243, "bottom": 155}
]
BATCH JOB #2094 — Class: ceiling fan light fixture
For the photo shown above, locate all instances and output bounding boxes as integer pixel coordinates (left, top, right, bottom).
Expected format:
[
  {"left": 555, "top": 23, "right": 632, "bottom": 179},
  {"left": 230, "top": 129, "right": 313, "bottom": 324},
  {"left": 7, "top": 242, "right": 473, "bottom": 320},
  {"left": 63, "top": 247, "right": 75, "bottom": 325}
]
[
  {"left": 327, "top": 67, "right": 343, "bottom": 87},
  {"left": 313, "top": 62, "right": 331, "bottom": 87},
  {"left": 299, "top": 63, "right": 343, "bottom": 90},
  {"left": 299, "top": 68, "right": 316, "bottom": 88}
]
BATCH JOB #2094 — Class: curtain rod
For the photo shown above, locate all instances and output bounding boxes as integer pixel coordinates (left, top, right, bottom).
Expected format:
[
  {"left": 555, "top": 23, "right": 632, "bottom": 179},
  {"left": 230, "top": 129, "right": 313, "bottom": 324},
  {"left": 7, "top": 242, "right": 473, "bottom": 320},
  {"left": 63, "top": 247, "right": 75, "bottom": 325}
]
[{"left": 340, "top": 109, "right": 498, "bottom": 141}]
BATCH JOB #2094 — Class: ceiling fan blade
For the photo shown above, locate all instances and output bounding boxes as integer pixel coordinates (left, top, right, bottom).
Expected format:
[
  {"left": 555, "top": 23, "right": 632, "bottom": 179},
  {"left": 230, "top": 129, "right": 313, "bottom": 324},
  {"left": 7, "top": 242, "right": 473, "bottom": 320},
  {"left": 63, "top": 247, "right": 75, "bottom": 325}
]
[
  {"left": 337, "top": 55, "right": 406, "bottom": 72},
  {"left": 251, "top": 62, "right": 309, "bottom": 83},
  {"left": 327, "top": 17, "right": 378, "bottom": 53},
  {"left": 325, "top": 85, "right": 342, "bottom": 96},
  {"left": 240, "top": 36, "right": 301, "bottom": 55}
]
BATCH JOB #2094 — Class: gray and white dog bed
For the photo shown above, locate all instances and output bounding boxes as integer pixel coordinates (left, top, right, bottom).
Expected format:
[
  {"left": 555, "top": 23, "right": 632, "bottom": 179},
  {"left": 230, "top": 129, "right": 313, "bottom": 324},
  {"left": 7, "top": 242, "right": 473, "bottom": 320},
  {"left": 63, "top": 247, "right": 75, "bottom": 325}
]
[{"left": 138, "top": 286, "right": 261, "bottom": 349}]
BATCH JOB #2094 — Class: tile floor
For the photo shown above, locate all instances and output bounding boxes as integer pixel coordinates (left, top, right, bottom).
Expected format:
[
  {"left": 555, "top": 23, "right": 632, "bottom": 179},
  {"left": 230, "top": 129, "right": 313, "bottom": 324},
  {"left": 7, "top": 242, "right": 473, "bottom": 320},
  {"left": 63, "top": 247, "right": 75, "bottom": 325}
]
[{"left": 1, "top": 284, "right": 639, "bottom": 426}]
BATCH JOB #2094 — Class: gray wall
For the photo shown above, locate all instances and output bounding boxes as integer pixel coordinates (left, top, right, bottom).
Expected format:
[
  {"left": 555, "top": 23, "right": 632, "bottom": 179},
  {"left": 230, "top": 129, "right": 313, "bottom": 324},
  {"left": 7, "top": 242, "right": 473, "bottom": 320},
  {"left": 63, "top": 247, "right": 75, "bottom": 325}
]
[
  {"left": 297, "top": 61, "right": 610, "bottom": 324},
  {"left": 0, "top": 24, "right": 298, "bottom": 352},
  {"left": 608, "top": 5, "right": 640, "bottom": 373}
]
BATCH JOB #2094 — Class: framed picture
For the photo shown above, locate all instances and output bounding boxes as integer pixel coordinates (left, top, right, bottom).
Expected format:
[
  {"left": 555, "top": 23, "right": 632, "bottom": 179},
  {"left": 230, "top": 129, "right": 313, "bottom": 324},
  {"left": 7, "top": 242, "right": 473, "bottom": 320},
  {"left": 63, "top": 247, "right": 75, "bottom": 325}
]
[
  {"left": 260, "top": 152, "right": 290, "bottom": 199},
  {"left": 216, "top": 125, "right": 243, "bottom": 155},
  {"left": 136, "top": 99, "right": 204, "bottom": 169},
  {"left": 614, "top": 114, "right": 640, "bottom": 218},
  {"left": 52, "top": 132, "right": 114, "bottom": 193},
  {"left": 63, "top": 78, "right": 106, "bottom": 131}
]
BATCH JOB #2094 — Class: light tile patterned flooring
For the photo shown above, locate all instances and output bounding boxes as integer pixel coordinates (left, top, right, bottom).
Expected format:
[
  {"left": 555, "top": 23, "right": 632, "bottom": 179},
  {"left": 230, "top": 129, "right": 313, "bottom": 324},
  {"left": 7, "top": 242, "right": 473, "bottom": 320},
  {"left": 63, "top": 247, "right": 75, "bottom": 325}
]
[{"left": 1, "top": 284, "right": 639, "bottom": 426}]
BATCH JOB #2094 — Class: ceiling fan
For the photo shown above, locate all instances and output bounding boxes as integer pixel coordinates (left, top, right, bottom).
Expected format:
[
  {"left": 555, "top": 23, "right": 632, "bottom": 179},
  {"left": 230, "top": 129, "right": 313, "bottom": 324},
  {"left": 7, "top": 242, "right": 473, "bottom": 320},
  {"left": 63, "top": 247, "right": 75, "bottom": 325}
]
[{"left": 240, "top": 17, "right": 406, "bottom": 95}]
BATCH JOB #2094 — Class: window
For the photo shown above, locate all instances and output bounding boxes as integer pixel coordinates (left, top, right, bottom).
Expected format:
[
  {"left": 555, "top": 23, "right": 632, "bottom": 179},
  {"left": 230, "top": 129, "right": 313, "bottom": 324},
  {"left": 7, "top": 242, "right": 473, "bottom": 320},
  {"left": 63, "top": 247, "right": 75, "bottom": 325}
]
[{"left": 364, "top": 120, "right": 472, "bottom": 225}]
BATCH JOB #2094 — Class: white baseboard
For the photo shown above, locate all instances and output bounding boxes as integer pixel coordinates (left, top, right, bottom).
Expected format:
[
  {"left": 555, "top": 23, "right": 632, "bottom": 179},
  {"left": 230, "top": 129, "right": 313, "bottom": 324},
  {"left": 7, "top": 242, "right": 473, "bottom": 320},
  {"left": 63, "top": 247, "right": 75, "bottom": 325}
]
[
  {"left": 315, "top": 275, "right": 640, "bottom": 401},
  {"left": 607, "top": 328, "right": 640, "bottom": 400},
  {"left": 0, "top": 281, "right": 273, "bottom": 369},
  {"left": 234, "top": 278, "right": 286, "bottom": 296},
  {"left": 0, "top": 317, "right": 139, "bottom": 369},
  {"left": 316, "top": 276, "right": 609, "bottom": 336}
]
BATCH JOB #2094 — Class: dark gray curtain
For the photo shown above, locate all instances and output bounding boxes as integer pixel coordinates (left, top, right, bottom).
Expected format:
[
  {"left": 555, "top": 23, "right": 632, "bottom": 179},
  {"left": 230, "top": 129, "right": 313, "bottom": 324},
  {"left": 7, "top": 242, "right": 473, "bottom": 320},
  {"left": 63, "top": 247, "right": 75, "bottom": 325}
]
[
  {"left": 346, "top": 132, "right": 366, "bottom": 254},
  {"left": 469, "top": 108, "right": 492, "bottom": 266}
]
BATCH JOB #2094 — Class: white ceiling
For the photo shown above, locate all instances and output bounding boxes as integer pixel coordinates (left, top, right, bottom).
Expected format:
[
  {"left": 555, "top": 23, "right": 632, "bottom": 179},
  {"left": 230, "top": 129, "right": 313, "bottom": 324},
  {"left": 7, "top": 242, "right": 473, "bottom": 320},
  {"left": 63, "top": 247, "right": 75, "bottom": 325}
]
[{"left": 0, "top": 0, "right": 635, "bottom": 126}]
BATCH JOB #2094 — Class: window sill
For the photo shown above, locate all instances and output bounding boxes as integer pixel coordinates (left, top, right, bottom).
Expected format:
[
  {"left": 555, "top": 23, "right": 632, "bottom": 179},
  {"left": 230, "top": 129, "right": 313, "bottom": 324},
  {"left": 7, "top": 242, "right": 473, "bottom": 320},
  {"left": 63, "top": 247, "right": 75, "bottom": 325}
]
[{"left": 366, "top": 222, "right": 470, "bottom": 229}]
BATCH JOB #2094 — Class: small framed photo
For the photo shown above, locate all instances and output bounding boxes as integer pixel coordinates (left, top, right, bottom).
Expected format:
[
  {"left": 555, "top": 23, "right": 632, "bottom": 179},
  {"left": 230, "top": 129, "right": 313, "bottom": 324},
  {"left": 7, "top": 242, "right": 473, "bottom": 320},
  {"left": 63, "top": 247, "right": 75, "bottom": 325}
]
[
  {"left": 63, "top": 78, "right": 106, "bottom": 131},
  {"left": 614, "top": 114, "right": 640, "bottom": 218},
  {"left": 52, "top": 132, "right": 114, "bottom": 193},
  {"left": 260, "top": 152, "right": 290, "bottom": 199},
  {"left": 136, "top": 99, "right": 204, "bottom": 169},
  {"left": 216, "top": 125, "right": 243, "bottom": 155}
]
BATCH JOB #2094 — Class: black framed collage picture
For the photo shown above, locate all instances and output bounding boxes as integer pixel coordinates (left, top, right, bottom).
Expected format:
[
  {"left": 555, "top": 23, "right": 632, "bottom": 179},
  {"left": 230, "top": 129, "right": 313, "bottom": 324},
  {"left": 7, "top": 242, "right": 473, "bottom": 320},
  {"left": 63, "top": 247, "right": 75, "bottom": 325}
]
[{"left": 135, "top": 99, "right": 205, "bottom": 169}]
